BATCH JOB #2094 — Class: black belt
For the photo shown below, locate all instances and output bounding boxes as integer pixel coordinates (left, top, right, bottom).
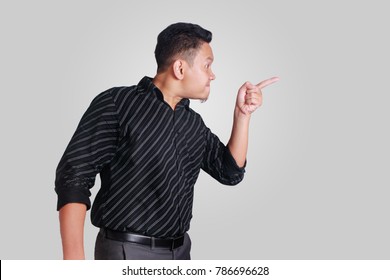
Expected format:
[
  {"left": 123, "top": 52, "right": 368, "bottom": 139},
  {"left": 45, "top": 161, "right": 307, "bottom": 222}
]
[{"left": 101, "top": 228, "right": 185, "bottom": 250}]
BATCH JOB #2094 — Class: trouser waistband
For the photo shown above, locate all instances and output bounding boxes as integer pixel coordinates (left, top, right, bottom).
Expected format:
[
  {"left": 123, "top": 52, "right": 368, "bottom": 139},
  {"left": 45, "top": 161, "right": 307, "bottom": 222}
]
[{"left": 100, "top": 228, "right": 184, "bottom": 250}]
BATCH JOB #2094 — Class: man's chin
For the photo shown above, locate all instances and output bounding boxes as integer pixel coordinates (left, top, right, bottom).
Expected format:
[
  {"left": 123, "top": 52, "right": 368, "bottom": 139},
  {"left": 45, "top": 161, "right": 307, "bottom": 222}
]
[
  {"left": 200, "top": 92, "right": 209, "bottom": 103},
  {"left": 189, "top": 90, "right": 209, "bottom": 102}
]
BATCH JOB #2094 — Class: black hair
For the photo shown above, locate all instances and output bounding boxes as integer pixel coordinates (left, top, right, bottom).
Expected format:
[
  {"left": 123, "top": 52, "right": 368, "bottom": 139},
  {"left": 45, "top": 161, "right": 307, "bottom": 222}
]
[{"left": 155, "top": 22, "right": 212, "bottom": 72}]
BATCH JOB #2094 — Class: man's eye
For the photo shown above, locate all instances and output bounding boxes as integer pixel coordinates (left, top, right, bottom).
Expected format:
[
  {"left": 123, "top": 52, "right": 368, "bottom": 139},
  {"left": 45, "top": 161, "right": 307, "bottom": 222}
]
[{"left": 205, "top": 64, "right": 209, "bottom": 69}]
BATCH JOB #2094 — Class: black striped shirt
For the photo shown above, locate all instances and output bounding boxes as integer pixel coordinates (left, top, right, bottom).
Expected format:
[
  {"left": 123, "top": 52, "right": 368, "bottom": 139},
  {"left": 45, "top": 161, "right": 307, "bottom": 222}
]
[{"left": 55, "top": 76, "right": 245, "bottom": 238}]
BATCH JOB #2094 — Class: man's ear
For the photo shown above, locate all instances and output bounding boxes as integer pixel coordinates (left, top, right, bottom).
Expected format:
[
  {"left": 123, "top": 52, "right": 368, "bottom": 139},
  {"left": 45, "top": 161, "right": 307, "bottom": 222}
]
[{"left": 172, "top": 60, "right": 184, "bottom": 80}]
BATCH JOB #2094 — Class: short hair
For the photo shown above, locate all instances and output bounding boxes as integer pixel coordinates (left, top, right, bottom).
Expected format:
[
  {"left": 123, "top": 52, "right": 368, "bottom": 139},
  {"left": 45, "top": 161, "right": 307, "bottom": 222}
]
[{"left": 155, "top": 22, "right": 212, "bottom": 72}]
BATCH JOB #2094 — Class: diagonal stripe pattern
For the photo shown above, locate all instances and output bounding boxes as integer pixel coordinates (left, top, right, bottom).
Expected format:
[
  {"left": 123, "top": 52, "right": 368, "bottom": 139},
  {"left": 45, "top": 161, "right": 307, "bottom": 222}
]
[{"left": 55, "top": 76, "right": 245, "bottom": 238}]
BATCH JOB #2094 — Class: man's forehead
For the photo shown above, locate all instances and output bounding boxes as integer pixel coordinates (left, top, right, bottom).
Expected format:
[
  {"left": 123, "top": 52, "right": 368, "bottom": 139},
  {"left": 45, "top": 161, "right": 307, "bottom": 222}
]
[{"left": 199, "top": 43, "right": 214, "bottom": 60}]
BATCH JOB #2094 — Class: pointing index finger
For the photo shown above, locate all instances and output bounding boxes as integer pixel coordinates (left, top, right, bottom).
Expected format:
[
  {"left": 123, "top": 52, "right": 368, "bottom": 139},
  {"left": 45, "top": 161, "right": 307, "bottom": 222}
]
[{"left": 256, "top": 77, "right": 280, "bottom": 89}]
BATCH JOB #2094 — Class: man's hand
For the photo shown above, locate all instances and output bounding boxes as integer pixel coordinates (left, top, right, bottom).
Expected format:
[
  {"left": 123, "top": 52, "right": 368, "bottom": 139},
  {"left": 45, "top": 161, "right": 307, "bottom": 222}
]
[{"left": 236, "top": 77, "right": 279, "bottom": 115}]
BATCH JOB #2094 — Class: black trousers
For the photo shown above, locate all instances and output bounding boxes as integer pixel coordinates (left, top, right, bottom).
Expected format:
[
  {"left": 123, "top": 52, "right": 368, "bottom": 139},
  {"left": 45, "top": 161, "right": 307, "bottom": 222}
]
[{"left": 94, "top": 229, "right": 192, "bottom": 260}]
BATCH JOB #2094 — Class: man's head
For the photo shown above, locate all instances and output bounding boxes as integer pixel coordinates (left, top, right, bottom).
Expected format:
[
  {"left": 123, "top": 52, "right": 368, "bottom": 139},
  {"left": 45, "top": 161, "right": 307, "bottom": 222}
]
[
  {"left": 155, "top": 22, "right": 212, "bottom": 73},
  {"left": 154, "top": 23, "right": 216, "bottom": 101}
]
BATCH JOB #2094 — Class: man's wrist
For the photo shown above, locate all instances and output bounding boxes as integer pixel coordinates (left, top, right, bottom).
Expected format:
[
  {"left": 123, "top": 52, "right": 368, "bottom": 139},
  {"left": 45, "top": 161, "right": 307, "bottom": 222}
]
[{"left": 234, "top": 106, "right": 251, "bottom": 121}]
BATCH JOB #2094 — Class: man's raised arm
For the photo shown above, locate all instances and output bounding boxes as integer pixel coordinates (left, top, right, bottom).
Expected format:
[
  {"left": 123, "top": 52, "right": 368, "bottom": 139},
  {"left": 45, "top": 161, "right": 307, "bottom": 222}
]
[{"left": 227, "top": 77, "right": 280, "bottom": 167}]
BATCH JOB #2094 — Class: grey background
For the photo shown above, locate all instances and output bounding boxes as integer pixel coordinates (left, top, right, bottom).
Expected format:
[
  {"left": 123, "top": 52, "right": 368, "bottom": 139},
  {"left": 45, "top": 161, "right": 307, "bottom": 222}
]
[{"left": 0, "top": 0, "right": 389, "bottom": 259}]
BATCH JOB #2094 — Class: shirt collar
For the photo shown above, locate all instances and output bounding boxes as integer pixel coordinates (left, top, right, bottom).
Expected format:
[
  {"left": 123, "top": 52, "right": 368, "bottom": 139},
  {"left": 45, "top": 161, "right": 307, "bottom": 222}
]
[{"left": 137, "top": 76, "right": 190, "bottom": 110}]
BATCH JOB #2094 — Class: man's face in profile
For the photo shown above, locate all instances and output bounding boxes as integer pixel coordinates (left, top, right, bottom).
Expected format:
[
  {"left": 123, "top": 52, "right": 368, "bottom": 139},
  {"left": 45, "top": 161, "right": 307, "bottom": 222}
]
[{"left": 182, "top": 42, "right": 216, "bottom": 101}]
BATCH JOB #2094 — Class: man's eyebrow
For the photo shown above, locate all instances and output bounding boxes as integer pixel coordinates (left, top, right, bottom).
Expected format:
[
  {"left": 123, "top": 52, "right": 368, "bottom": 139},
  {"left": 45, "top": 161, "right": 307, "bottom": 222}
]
[{"left": 206, "top": 57, "right": 214, "bottom": 62}]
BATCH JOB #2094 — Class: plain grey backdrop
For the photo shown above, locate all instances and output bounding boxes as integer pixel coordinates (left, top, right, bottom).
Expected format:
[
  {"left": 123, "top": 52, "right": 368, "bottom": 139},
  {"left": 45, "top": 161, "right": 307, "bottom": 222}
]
[{"left": 1, "top": 0, "right": 389, "bottom": 259}]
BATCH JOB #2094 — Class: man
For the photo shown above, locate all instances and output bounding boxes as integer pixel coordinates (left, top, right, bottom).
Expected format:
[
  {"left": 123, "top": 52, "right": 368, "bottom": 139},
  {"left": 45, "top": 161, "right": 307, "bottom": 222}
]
[{"left": 55, "top": 22, "right": 278, "bottom": 260}]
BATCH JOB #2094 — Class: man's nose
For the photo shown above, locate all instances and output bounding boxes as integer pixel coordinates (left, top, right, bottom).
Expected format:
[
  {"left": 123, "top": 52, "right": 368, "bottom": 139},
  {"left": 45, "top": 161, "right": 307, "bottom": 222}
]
[{"left": 210, "top": 70, "right": 216, "bottom": 80}]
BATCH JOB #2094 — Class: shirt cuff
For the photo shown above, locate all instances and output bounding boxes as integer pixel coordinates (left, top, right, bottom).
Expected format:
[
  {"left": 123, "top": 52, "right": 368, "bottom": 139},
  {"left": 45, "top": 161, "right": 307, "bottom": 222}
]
[
  {"left": 223, "top": 147, "right": 246, "bottom": 175},
  {"left": 56, "top": 188, "right": 91, "bottom": 211}
]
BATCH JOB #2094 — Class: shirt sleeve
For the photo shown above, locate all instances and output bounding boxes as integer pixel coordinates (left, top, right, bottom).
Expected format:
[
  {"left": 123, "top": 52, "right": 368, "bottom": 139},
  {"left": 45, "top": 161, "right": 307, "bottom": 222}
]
[
  {"left": 55, "top": 90, "right": 119, "bottom": 211},
  {"left": 200, "top": 126, "right": 246, "bottom": 185}
]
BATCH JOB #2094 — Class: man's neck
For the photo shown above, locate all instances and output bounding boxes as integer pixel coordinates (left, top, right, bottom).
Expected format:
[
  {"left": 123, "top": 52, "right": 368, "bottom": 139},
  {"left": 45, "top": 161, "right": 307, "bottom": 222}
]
[{"left": 152, "top": 73, "right": 183, "bottom": 110}]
